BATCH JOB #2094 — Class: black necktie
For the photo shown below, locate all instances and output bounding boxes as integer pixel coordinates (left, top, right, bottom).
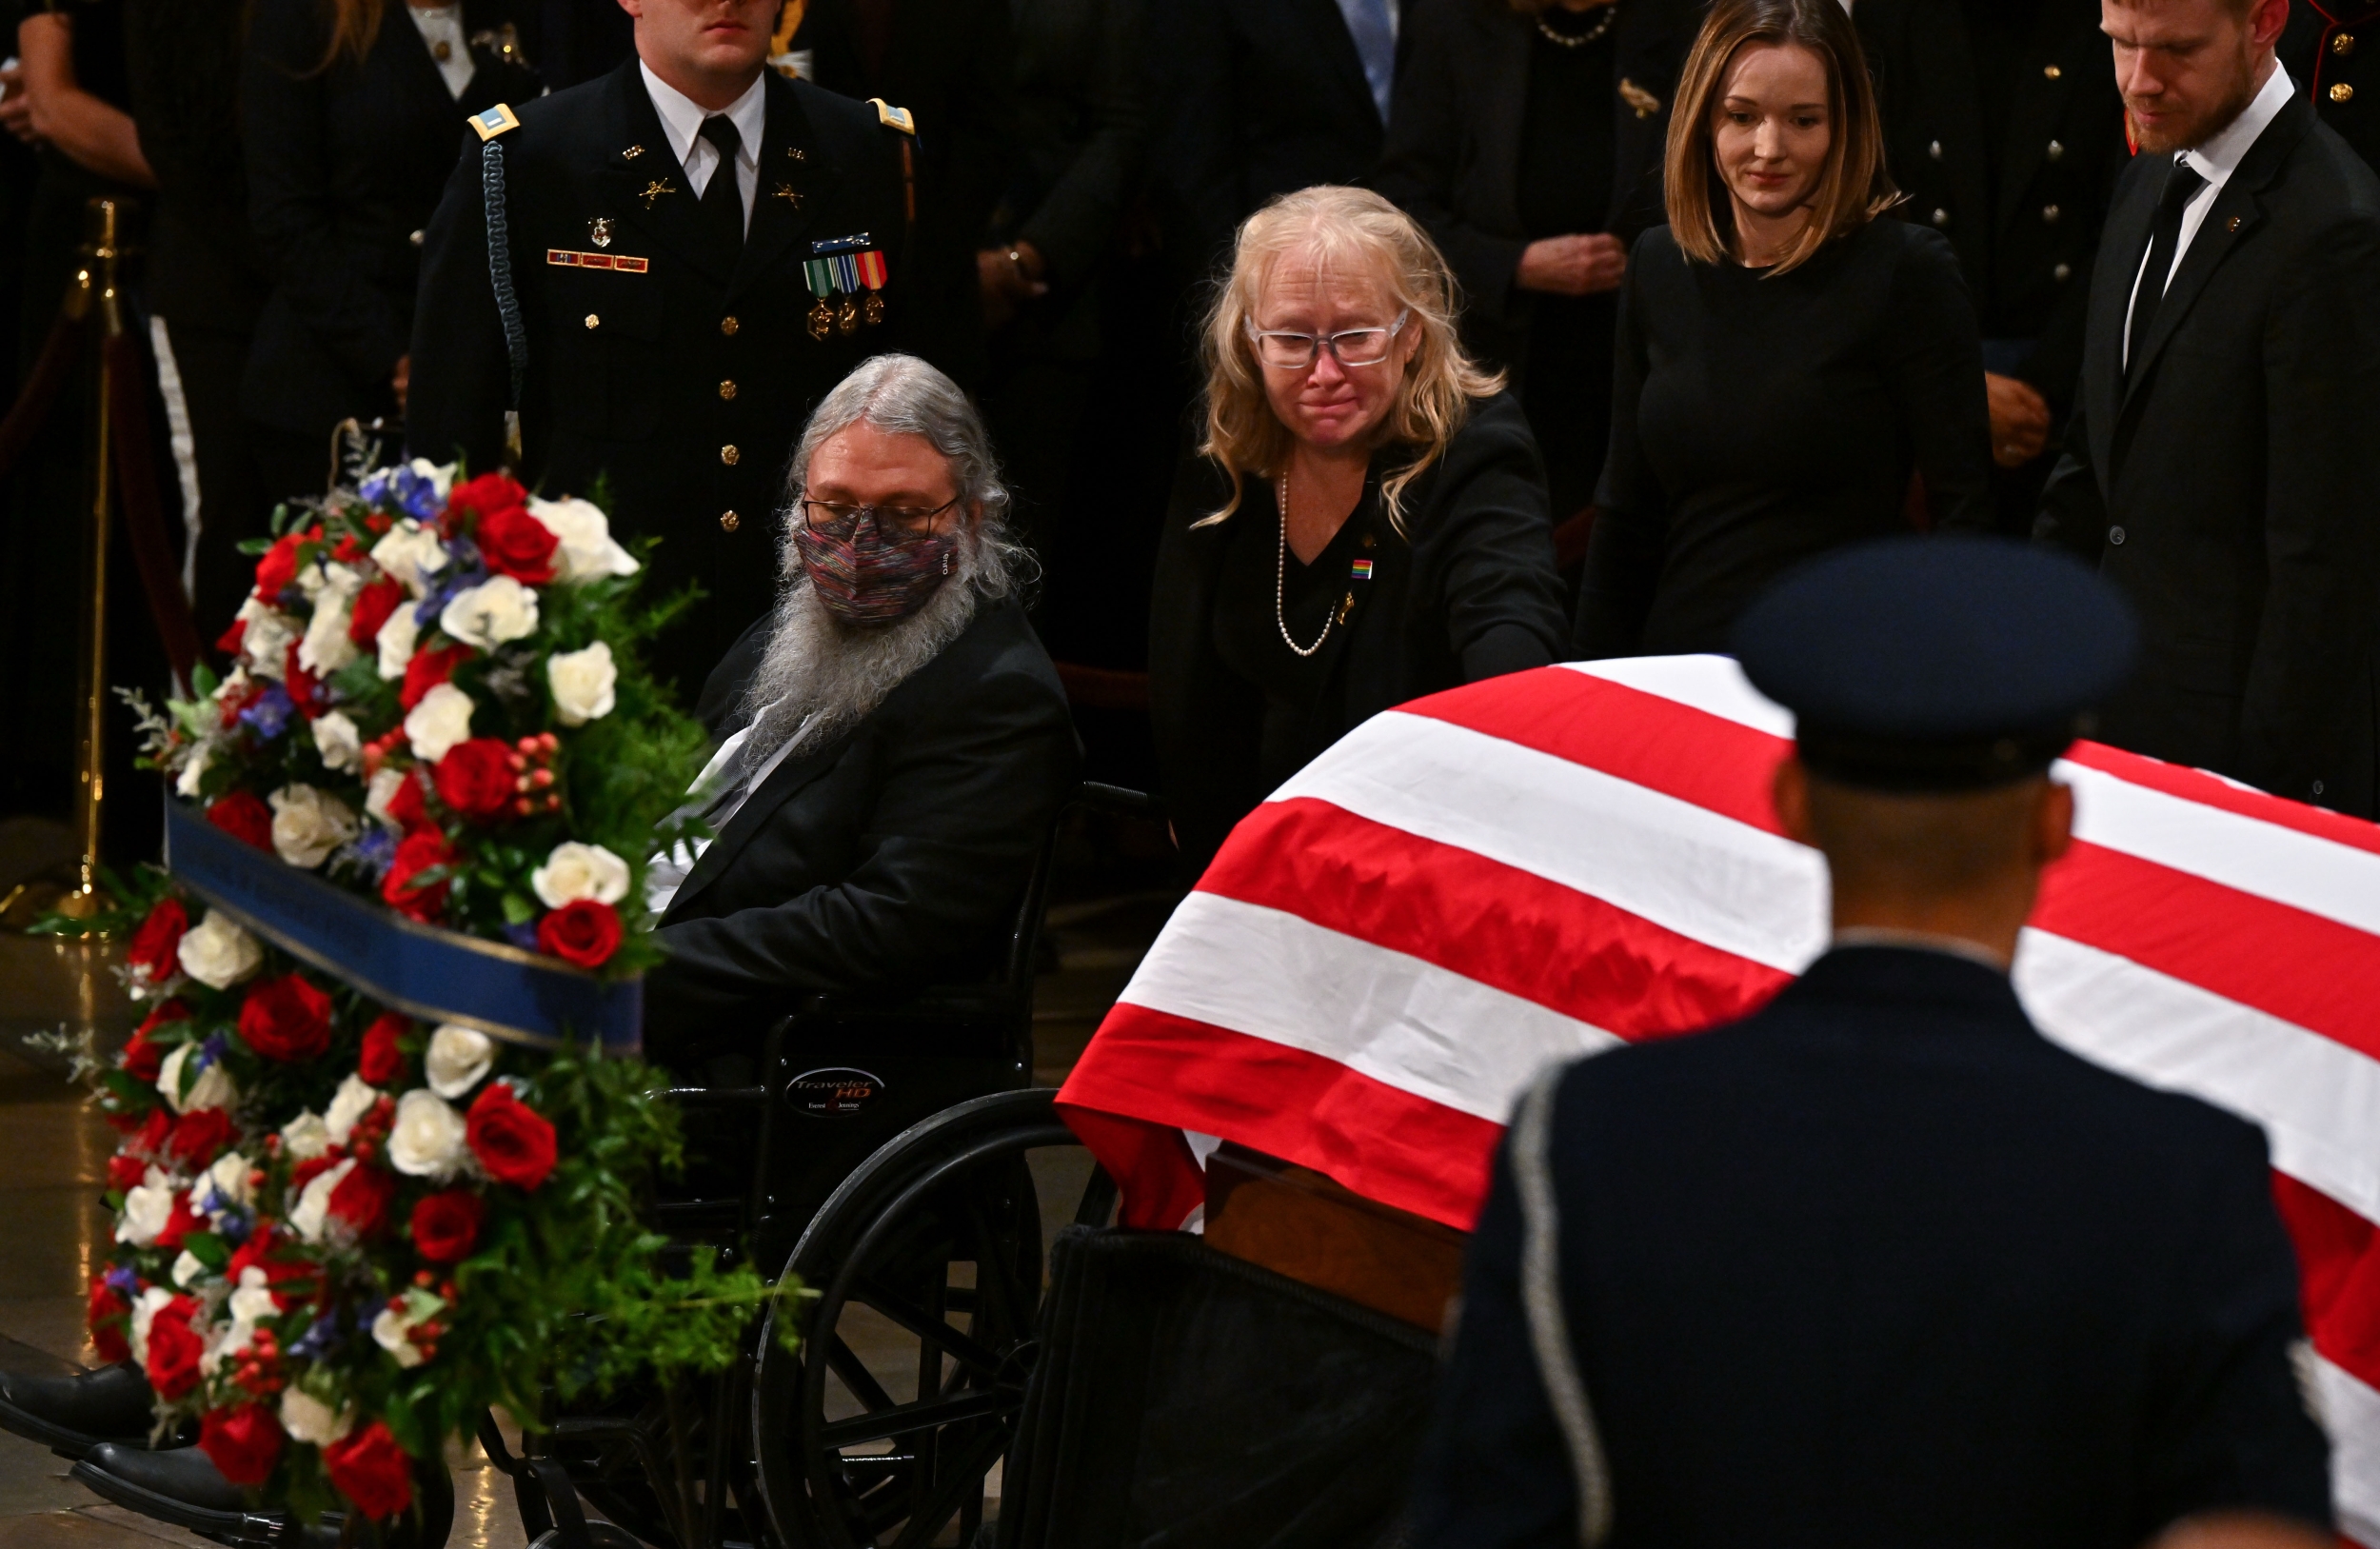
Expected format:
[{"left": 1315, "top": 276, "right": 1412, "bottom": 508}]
[
  {"left": 2127, "top": 158, "right": 2206, "bottom": 378},
  {"left": 697, "top": 115, "right": 746, "bottom": 268}
]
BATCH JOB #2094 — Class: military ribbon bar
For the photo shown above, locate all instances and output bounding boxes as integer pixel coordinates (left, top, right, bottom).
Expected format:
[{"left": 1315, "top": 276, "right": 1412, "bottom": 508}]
[
  {"left": 803, "top": 258, "right": 836, "bottom": 299},
  {"left": 854, "top": 249, "right": 888, "bottom": 290},
  {"left": 545, "top": 249, "right": 649, "bottom": 272}
]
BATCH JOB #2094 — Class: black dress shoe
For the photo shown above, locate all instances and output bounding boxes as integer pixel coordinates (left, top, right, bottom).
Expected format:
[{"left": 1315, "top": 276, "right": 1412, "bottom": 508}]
[{"left": 0, "top": 1361, "right": 158, "bottom": 1459}]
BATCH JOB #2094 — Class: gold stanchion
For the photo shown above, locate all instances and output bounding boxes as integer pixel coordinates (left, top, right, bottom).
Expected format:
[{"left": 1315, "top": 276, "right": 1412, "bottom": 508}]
[{"left": 53, "top": 198, "right": 123, "bottom": 923}]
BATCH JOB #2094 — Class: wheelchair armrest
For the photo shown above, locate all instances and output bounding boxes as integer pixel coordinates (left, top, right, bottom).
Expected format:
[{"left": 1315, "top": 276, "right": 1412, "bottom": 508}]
[{"left": 1079, "top": 781, "right": 1162, "bottom": 822}]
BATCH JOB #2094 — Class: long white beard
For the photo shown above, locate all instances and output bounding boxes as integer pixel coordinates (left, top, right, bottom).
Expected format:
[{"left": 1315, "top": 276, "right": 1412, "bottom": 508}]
[{"left": 734, "top": 571, "right": 982, "bottom": 772}]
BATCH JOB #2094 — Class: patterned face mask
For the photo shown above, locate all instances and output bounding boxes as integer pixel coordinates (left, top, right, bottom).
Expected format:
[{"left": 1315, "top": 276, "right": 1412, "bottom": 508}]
[{"left": 792, "top": 511, "right": 961, "bottom": 626}]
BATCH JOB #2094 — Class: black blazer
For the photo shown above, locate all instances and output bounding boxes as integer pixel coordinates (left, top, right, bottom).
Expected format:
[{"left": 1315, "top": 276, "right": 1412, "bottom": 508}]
[
  {"left": 124, "top": 0, "right": 268, "bottom": 331},
  {"left": 1150, "top": 393, "right": 1567, "bottom": 869},
  {"left": 1153, "top": 0, "right": 1389, "bottom": 280},
  {"left": 239, "top": 0, "right": 538, "bottom": 433},
  {"left": 1375, "top": 0, "right": 1696, "bottom": 375},
  {"left": 2036, "top": 92, "right": 2380, "bottom": 817},
  {"left": 406, "top": 60, "right": 910, "bottom": 689},
  {"left": 646, "top": 598, "right": 1080, "bottom": 1054},
  {"left": 1412, "top": 946, "right": 2333, "bottom": 1549},
  {"left": 998, "top": 0, "right": 1152, "bottom": 299},
  {"left": 1854, "top": 0, "right": 2125, "bottom": 419}
]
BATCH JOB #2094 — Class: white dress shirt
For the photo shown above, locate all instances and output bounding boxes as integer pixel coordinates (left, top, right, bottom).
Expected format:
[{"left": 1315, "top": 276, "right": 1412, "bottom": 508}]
[
  {"left": 407, "top": 2, "right": 475, "bottom": 100},
  {"left": 638, "top": 62, "right": 765, "bottom": 233},
  {"left": 2123, "top": 62, "right": 2294, "bottom": 368}
]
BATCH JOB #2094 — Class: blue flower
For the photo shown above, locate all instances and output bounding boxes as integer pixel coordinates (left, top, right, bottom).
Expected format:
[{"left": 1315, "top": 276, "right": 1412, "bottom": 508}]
[
  {"left": 415, "top": 563, "right": 488, "bottom": 627},
  {"left": 345, "top": 826, "right": 397, "bottom": 881},
  {"left": 196, "top": 1032, "right": 228, "bottom": 1072},
  {"left": 104, "top": 1266, "right": 138, "bottom": 1297},
  {"left": 358, "top": 468, "right": 394, "bottom": 506},
  {"left": 214, "top": 1210, "right": 252, "bottom": 1245},
  {"left": 503, "top": 922, "right": 541, "bottom": 951},
  {"left": 289, "top": 1309, "right": 347, "bottom": 1361},
  {"left": 238, "top": 683, "right": 295, "bottom": 741},
  {"left": 396, "top": 467, "right": 446, "bottom": 522}
]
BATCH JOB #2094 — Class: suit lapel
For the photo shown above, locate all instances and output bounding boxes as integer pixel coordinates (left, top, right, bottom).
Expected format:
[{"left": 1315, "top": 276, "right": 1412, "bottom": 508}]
[
  {"left": 729, "top": 74, "right": 826, "bottom": 303},
  {"left": 596, "top": 62, "right": 739, "bottom": 288},
  {"left": 381, "top": 0, "right": 461, "bottom": 115},
  {"left": 663, "top": 727, "right": 858, "bottom": 920},
  {"left": 2086, "top": 169, "right": 2155, "bottom": 474}
]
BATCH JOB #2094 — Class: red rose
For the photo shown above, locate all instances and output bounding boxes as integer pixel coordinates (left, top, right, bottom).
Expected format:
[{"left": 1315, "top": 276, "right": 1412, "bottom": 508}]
[
  {"left": 382, "top": 831, "right": 455, "bottom": 923},
  {"left": 217, "top": 677, "right": 264, "bottom": 731},
  {"left": 226, "top": 1233, "right": 309, "bottom": 1295},
  {"left": 359, "top": 1013, "right": 408, "bottom": 1084},
  {"left": 168, "top": 1107, "right": 239, "bottom": 1168},
  {"left": 347, "top": 578, "right": 407, "bottom": 647},
  {"left": 445, "top": 471, "right": 529, "bottom": 529},
  {"left": 155, "top": 1191, "right": 208, "bottom": 1252},
  {"left": 144, "top": 1295, "right": 205, "bottom": 1399},
  {"left": 434, "top": 738, "right": 519, "bottom": 822},
  {"left": 475, "top": 504, "right": 560, "bottom": 585},
  {"left": 208, "top": 792, "right": 274, "bottom": 850},
  {"left": 399, "top": 643, "right": 472, "bottom": 712},
  {"left": 127, "top": 899, "right": 188, "bottom": 981},
  {"left": 283, "top": 643, "right": 326, "bottom": 721},
  {"left": 200, "top": 1403, "right": 285, "bottom": 1486},
  {"left": 289, "top": 1156, "right": 340, "bottom": 1194},
  {"left": 88, "top": 1278, "right": 129, "bottom": 1364},
  {"left": 215, "top": 617, "right": 247, "bottom": 659},
  {"left": 238, "top": 975, "right": 334, "bottom": 1062},
  {"left": 133, "top": 1107, "right": 172, "bottom": 1159},
  {"left": 466, "top": 1084, "right": 558, "bottom": 1191},
  {"left": 106, "top": 1153, "right": 146, "bottom": 1191},
  {"left": 409, "top": 1189, "right": 484, "bottom": 1264},
  {"left": 251, "top": 532, "right": 307, "bottom": 601},
  {"left": 327, "top": 1162, "right": 395, "bottom": 1238},
  {"left": 536, "top": 900, "right": 622, "bottom": 969},
  {"left": 123, "top": 1001, "right": 186, "bottom": 1082},
  {"left": 383, "top": 769, "right": 434, "bottom": 835},
  {"left": 323, "top": 1420, "right": 414, "bottom": 1519}
]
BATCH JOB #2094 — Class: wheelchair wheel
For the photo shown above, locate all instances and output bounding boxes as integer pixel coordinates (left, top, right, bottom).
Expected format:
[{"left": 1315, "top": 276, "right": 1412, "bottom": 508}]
[{"left": 751, "top": 1088, "right": 1116, "bottom": 1549}]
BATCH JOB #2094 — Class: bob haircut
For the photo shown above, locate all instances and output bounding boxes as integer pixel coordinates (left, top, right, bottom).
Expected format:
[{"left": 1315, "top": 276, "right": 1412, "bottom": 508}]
[
  {"left": 1663, "top": 0, "right": 1898, "bottom": 276},
  {"left": 1196, "top": 185, "right": 1502, "bottom": 534}
]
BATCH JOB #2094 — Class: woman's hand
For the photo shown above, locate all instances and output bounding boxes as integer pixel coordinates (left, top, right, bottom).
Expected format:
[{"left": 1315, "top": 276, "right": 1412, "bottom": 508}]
[
  {"left": 1516, "top": 233, "right": 1628, "bottom": 297},
  {"left": 0, "top": 58, "right": 36, "bottom": 145},
  {"left": 17, "top": 11, "right": 153, "bottom": 188},
  {"left": 976, "top": 240, "right": 1047, "bottom": 330},
  {"left": 1985, "top": 371, "right": 2051, "bottom": 468}
]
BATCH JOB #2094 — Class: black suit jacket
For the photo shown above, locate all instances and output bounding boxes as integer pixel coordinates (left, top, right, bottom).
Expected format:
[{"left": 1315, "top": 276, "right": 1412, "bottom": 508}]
[
  {"left": 406, "top": 60, "right": 910, "bottom": 689},
  {"left": 1854, "top": 0, "right": 2125, "bottom": 419},
  {"left": 1412, "top": 946, "right": 2333, "bottom": 1549},
  {"left": 1153, "top": 0, "right": 1388, "bottom": 281},
  {"left": 239, "top": 0, "right": 539, "bottom": 434},
  {"left": 645, "top": 597, "right": 1080, "bottom": 1055},
  {"left": 1375, "top": 0, "right": 1696, "bottom": 377},
  {"left": 125, "top": 0, "right": 268, "bottom": 332},
  {"left": 2036, "top": 92, "right": 2380, "bottom": 817},
  {"left": 1150, "top": 392, "right": 1567, "bottom": 870}
]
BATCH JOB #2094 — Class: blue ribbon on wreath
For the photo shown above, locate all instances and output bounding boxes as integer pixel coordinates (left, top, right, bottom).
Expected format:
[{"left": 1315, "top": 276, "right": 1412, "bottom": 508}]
[{"left": 162, "top": 795, "right": 642, "bottom": 1053}]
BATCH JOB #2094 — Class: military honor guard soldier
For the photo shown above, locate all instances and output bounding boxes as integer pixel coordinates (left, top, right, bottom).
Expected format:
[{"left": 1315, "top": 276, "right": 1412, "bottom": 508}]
[
  {"left": 1854, "top": 0, "right": 2129, "bottom": 541},
  {"left": 1413, "top": 539, "right": 2334, "bottom": 1549},
  {"left": 407, "top": 0, "right": 916, "bottom": 689}
]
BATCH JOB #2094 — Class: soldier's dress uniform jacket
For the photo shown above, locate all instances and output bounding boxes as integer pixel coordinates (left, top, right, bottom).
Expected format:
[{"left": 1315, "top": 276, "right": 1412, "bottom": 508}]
[
  {"left": 2285, "top": 2, "right": 2380, "bottom": 174},
  {"left": 1411, "top": 945, "right": 2333, "bottom": 1549},
  {"left": 407, "top": 58, "right": 910, "bottom": 687}
]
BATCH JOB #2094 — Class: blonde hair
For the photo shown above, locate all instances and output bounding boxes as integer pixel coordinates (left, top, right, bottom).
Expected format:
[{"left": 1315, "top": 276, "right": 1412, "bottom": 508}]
[
  {"left": 1196, "top": 186, "right": 1503, "bottom": 534},
  {"left": 1664, "top": 0, "right": 1897, "bottom": 276}
]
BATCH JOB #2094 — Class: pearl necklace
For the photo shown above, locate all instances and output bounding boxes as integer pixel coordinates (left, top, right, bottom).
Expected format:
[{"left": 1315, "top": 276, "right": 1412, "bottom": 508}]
[
  {"left": 1275, "top": 472, "right": 1336, "bottom": 658},
  {"left": 1537, "top": 1, "right": 1619, "bottom": 49}
]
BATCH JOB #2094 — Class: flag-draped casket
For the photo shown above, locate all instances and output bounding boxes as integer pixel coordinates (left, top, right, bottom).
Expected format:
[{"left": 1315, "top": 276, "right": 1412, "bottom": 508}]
[{"left": 1056, "top": 656, "right": 2380, "bottom": 1544}]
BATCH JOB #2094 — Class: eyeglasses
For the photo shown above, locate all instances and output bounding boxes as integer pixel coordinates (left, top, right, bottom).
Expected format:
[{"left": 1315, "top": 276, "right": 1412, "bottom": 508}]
[
  {"left": 799, "top": 495, "right": 962, "bottom": 538},
  {"left": 1244, "top": 309, "right": 1411, "bottom": 370}
]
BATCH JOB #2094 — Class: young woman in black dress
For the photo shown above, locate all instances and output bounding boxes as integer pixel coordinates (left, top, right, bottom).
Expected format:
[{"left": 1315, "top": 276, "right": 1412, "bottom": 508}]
[{"left": 1573, "top": 0, "right": 1993, "bottom": 660}]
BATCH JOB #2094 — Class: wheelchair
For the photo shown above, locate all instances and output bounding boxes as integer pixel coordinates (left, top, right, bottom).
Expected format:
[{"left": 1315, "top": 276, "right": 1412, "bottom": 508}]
[{"left": 472, "top": 781, "right": 1160, "bottom": 1549}]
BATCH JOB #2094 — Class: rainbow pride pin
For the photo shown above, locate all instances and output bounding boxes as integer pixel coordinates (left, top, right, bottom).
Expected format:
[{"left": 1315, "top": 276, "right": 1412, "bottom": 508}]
[{"left": 1350, "top": 558, "right": 1375, "bottom": 582}]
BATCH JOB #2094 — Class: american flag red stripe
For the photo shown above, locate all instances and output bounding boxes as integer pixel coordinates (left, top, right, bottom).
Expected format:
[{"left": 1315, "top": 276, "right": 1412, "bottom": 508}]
[{"left": 1057, "top": 655, "right": 2380, "bottom": 1542}]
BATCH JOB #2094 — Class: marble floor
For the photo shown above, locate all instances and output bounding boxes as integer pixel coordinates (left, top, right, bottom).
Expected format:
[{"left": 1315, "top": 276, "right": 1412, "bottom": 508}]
[{"left": 0, "top": 813, "right": 1176, "bottom": 1549}]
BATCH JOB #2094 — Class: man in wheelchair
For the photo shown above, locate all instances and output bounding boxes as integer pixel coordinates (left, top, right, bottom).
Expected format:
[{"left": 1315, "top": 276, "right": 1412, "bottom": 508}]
[{"left": 642, "top": 351, "right": 1079, "bottom": 1072}]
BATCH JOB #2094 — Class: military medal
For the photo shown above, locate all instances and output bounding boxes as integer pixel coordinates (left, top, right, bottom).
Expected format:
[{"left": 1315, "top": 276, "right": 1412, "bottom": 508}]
[
  {"left": 855, "top": 248, "right": 888, "bottom": 325},
  {"left": 803, "top": 258, "right": 837, "bottom": 340},
  {"left": 807, "top": 235, "right": 891, "bottom": 331}
]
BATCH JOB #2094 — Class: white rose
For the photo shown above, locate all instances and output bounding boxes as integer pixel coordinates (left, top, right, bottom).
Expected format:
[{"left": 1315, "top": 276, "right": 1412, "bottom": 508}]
[
  {"left": 170, "top": 1250, "right": 207, "bottom": 1288},
  {"left": 228, "top": 1268, "right": 278, "bottom": 1324},
  {"left": 116, "top": 1183, "right": 174, "bottom": 1246},
  {"left": 364, "top": 766, "right": 408, "bottom": 831},
  {"left": 157, "top": 1043, "right": 237, "bottom": 1115},
  {"left": 324, "top": 1074, "right": 381, "bottom": 1146},
  {"left": 296, "top": 563, "right": 363, "bottom": 675},
  {"left": 281, "top": 1111, "right": 330, "bottom": 1162},
  {"left": 174, "top": 738, "right": 213, "bottom": 798},
  {"left": 289, "top": 1157, "right": 354, "bottom": 1243},
  {"left": 404, "top": 681, "right": 475, "bottom": 763},
  {"left": 371, "top": 1306, "right": 427, "bottom": 1369},
  {"left": 375, "top": 603, "right": 420, "bottom": 680},
  {"left": 369, "top": 519, "right": 449, "bottom": 598},
  {"left": 530, "top": 842, "right": 630, "bottom": 909},
  {"left": 297, "top": 558, "right": 361, "bottom": 605},
  {"left": 425, "top": 1025, "right": 494, "bottom": 1101},
  {"left": 206, "top": 1150, "right": 254, "bottom": 1212},
  {"left": 439, "top": 574, "right": 540, "bottom": 650},
  {"left": 407, "top": 458, "right": 457, "bottom": 504},
  {"left": 545, "top": 641, "right": 617, "bottom": 726},
  {"left": 528, "top": 496, "right": 640, "bottom": 582},
  {"left": 239, "top": 604, "right": 298, "bottom": 682},
  {"left": 177, "top": 910, "right": 262, "bottom": 990},
  {"left": 311, "top": 710, "right": 362, "bottom": 773},
  {"left": 280, "top": 1385, "right": 354, "bottom": 1444},
  {"left": 269, "top": 784, "right": 360, "bottom": 869},
  {"left": 387, "top": 1089, "right": 469, "bottom": 1181},
  {"left": 129, "top": 1285, "right": 178, "bottom": 1364}
]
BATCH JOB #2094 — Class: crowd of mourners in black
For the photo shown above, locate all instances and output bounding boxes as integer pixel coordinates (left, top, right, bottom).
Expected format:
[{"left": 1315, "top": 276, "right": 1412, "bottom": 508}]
[{"left": 1, "top": 0, "right": 2375, "bottom": 874}]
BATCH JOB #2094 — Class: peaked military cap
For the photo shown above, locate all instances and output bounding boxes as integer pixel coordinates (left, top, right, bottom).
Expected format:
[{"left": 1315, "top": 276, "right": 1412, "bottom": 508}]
[{"left": 1731, "top": 536, "right": 2139, "bottom": 791}]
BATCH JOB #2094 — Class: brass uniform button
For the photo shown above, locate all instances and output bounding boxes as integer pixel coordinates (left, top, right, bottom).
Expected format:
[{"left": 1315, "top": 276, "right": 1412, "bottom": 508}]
[
  {"left": 2042, "top": 204, "right": 2061, "bottom": 224},
  {"left": 718, "top": 379, "right": 737, "bottom": 400},
  {"left": 409, "top": 228, "right": 426, "bottom": 248},
  {"left": 2046, "top": 139, "right": 2065, "bottom": 162},
  {"left": 721, "top": 445, "right": 741, "bottom": 466},
  {"left": 584, "top": 313, "right": 600, "bottom": 329},
  {"left": 2334, "top": 30, "right": 2356, "bottom": 55},
  {"left": 1931, "top": 208, "right": 1951, "bottom": 228},
  {"left": 1928, "top": 139, "right": 1944, "bottom": 161},
  {"left": 720, "top": 314, "right": 741, "bottom": 336},
  {"left": 2332, "top": 81, "right": 2357, "bottom": 103},
  {"left": 2053, "top": 263, "right": 2073, "bottom": 282},
  {"left": 2227, "top": 215, "right": 2243, "bottom": 232},
  {"left": 720, "top": 510, "right": 741, "bottom": 532},
  {"left": 433, "top": 39, "right": 452, "bottom": 61},
  {"left": 2043, "top": 63, "right": 2062, "bottom": 79}
]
